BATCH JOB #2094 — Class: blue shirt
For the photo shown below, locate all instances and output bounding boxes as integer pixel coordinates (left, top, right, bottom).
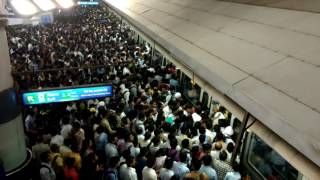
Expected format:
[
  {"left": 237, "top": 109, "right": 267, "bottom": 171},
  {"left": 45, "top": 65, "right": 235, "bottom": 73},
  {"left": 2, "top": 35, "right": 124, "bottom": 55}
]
[
  {"left": 96, "top": 132, "right": 108, "bottom": 151},
  {"left": 199, "top": 165, "right": 217, "bottom": 180},
  {"left": 224, "top": 172, "right": 241, "bottom": 180}
]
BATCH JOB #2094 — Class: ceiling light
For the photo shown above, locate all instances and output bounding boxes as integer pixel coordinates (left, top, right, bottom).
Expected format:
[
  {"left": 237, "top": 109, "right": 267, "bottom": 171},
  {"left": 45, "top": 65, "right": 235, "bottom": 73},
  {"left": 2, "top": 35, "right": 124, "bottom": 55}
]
[
  {"left": 10, "top": 0, "right": 39, "bottom": 16},
  {"left": 55, "top": 0, "right": 75, "bottom": 9},
  {"left": 33, "top": 0, "right": 56, "bottom": 11}
]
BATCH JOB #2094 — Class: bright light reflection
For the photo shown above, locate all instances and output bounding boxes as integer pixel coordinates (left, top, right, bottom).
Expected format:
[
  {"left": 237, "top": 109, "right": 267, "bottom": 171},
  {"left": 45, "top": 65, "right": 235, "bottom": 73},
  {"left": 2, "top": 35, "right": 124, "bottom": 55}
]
[
  {"left": 33, "top": 0, "right": 56, "bottom": 11},
  {"left": 10, "top": 0, "right": 39, "bottom": 16},
  {"left": 55, "top": 0, "right": 75, "bottom": 9}
]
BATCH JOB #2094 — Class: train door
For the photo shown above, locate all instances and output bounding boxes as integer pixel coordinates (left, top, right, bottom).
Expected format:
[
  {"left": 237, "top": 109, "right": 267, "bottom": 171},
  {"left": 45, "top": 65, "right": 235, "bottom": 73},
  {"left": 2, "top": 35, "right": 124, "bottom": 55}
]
[{"left": 242, "top": 133, "right": 301, "bottom": 180}]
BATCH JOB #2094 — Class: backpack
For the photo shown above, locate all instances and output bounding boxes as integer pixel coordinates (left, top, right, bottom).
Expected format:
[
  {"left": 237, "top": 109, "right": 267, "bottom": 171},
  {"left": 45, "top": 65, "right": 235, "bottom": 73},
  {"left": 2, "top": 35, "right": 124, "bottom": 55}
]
[{"left": 121, "top": 90, "right": 130, "bottom": 104}]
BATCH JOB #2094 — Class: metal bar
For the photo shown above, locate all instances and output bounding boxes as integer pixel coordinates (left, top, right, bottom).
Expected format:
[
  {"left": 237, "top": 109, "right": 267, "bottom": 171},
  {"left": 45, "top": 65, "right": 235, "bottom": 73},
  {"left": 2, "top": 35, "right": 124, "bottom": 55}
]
[{"left": 230, "top": 111, "right": 250, "bottom": 165}]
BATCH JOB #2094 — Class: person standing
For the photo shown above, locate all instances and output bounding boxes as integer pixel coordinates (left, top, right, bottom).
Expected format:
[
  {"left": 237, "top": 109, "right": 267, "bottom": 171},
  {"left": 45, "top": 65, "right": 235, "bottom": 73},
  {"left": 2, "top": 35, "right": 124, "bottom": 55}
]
[{"left": 39, "top": 151, "right": 56, "bottom": 180}]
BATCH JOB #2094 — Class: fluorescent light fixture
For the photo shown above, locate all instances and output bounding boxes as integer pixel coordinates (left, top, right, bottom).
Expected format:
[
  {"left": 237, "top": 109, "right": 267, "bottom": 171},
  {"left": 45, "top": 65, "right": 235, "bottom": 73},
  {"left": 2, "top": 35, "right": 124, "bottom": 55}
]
[
  {"left": 78, "top": 1, "right": 99, "bottom": 6},
  {"left": 10, "top": 0, "right": 39, "bottom": 16},
  {"left": 33, "top": 0, "right": 56, "bottom": 11},
  {"left": 55, "top": 0, "right": 75, "bottom": 9}
]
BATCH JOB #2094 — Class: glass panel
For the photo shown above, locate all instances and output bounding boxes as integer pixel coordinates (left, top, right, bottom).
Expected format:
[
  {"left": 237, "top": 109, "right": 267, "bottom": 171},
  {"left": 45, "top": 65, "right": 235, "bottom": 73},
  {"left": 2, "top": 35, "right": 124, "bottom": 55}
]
[
  {"left": 248, "top": 134, "right": 299, "bottom": 180},
  {"left": 202, "top": 91, "right": 209, "bottom": 110},
  {"left": 183, "top": 75, "right": 200, "bottom": 105}
]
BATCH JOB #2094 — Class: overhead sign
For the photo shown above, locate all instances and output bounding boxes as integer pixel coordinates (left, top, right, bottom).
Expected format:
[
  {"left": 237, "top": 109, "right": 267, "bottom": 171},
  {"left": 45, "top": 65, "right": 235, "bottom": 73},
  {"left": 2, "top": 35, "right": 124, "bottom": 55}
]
[{"left": 22, "top": 84, "right": 112, "bottom": 105}]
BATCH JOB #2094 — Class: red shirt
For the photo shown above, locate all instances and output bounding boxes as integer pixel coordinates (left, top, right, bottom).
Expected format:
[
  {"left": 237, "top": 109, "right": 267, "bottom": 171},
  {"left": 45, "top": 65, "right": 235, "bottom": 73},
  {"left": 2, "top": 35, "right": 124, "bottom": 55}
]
[{"left": 64, "top": 167, "right": 79, "bottom": 180}]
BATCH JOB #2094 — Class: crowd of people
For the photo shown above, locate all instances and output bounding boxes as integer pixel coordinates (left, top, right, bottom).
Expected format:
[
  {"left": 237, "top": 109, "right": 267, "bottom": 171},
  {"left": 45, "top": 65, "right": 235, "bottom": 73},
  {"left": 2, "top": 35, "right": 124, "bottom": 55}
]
[{"left": 7, "top": 5, "right": 241, "bottom": 180}]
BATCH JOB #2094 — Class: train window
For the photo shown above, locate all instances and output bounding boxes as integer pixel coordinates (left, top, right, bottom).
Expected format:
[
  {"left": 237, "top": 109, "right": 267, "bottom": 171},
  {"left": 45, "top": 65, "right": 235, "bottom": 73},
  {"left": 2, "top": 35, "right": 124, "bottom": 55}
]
[
  {"left": 202, "top": 91, "right": 209, "bottom": 109},
  {"left": 182, "top": 75, "right": 201, "bottom": 105},
  {"left": 248, "top": 134, "right": 299, "bottom": 180}
]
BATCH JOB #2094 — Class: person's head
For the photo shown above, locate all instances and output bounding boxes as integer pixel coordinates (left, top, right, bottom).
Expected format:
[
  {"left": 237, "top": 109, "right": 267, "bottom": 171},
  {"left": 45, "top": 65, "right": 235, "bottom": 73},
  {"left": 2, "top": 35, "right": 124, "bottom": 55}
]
[
  {"left": 126, "top": 155, "right": 135, "bottom": 167},
  {"left": 199, "top": 134, "right": 206, "bottom": 144},
  {"left": 109, "top": 156, "right": 120, "bottom": 168},
  {"left": 227, "top": 143, "right": 234, "bottom": 153},
  {"left": 214, "top": 142, "right": 222, "bottom": 151},
  {"left": 96, "top": 125, "right": 104, "bottom": 134},
  {"left": 232, "top": 162, "right": 240, "bottom": 172},
  {"left": 164, "top": 157, "right": 174, "bottom": 169},
  {"left": 108, "top": 134, "right": 116, "bottom": 144},
  {"left": 50, "top": 144, "right": 60, "bottom": 153},
  {"left": 152, "top": 136, "right": 160, "bottom": 146},
  {"left": 202, "top": 155, "right": 212, "bottom": 166},
  {"left": 181, "top": 139, "right": 190, "bottom": 149},
  {"left": 40, "top": 151, "right": 50, "bottom": 163},
  {"left": 65, "top": 157, "right": 75, "bottom": 168},
  {"left": 146, "top": 156, "right": 155, "bottom": 168},
  {"left": 199, "top": 126, "right": 206, "bottom": 135},
  {"left": 144, "top": 131, "right": 151, "bottom": 141},
  {"left": 72, "top": 120, "right": 81, "bottom": 130},
  {"left": 170, "top": 138, "right": 178, "bottom": 149},
  {"left": 213, "top": 124, "right": 220, "bottom": 133},
  {"left": 191, "top": 159, "right": 202, "bottom": 171},
  {"left": 138, "top": 147, "right": 147, "bottom": 158},
  {"left": 136, "top": 127, "right": 143, "bottom": 135},
  {"left": 202, "top": 144, "right": 211, "bottom": 153},
  {"left": 219, "top": 150, "right": 228, "bottom": 161}
]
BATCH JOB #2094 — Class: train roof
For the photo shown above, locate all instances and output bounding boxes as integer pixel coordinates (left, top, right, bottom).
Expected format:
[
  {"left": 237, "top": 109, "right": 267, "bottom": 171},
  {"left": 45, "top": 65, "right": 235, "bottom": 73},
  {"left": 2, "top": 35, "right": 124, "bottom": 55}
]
[{"left": 104, "top": 0, "right": 320, "bottom": 167}]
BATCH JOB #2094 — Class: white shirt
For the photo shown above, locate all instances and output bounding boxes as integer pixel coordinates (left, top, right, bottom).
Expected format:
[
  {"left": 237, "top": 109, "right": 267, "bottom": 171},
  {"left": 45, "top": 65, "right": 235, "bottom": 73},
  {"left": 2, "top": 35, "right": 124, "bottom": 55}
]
[
  {"left": 172, "top": 161, "right": 190, "bottom": 180},
  {"left": 154, "top": 155, "right": 166, "bottom": 171},
  {"left": 142, "top": 167, "right": 157, "bottom": 180},
  {"left": 105, "top": 143, "right": 119, "bottom": 161},
  {"left": 159, "top": 168, "right": 174, "bottom": 180},
  {"left": 40, "top": 162, "right": 56, "bottom": 180},
  {"left": 60, "top": 124, "right": 72, "bottom": 139},
  {"left": 50, "top": 135, "right": 64, "bottom": 146},
  {"left": 122, "top": 166, "right": 138, "bottom": 180},
  {"left": 210, "top": 150, "right": 220, "bottom": 160},
  {"left": 224, "top": 172, "right": 241, "bottom": 180},
  {"left": 25, "top": 115, "right": 35, "bottom": 132}
]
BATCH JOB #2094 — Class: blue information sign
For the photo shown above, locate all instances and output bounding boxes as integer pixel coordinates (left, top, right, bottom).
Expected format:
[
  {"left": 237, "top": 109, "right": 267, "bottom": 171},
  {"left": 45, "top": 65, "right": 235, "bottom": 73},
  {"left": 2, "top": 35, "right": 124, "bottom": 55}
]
[{"left": 22, "top": 85, "right": 113, "bottom": 105}]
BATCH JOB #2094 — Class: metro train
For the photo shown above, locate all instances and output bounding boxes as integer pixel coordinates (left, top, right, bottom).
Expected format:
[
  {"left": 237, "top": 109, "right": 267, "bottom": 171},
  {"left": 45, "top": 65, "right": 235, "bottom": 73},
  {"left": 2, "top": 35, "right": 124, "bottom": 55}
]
[{"left": 106, "top": 7, "right": 320, "bottom": 180}]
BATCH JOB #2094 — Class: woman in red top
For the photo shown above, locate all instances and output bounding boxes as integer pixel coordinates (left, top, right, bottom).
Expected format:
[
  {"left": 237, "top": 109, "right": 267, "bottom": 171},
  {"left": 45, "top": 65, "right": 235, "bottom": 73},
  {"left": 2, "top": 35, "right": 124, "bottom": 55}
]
[{"left": 64, "top": 157, "right": 79, "bottom": 180}]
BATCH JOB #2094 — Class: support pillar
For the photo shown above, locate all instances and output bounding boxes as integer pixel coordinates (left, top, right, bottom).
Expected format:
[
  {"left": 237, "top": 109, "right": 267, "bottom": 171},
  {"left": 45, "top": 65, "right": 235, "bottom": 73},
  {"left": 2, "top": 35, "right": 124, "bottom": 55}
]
[{"left": 0, "top": 0, "right": 29, "bottom": 177}]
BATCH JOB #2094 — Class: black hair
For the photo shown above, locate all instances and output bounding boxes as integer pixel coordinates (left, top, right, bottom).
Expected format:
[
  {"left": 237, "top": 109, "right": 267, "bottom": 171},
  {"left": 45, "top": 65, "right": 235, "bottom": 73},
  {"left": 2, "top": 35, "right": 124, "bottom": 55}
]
[
  {"left": 109, "top": 156, "right": 120, "bottom": 168},
  {"left": 191, "top": 159, "right": 202, "bottom": 171},
  {"left": 65, "top": 157, "right": 75, "bottom": 168},
  {"left": 227, "top": 142, "right": 234, "bottom": 153},
  {"left": 202, "top": 155, "right": 212, "bottom": 166},
  {"left": 202, "top": 143, "right": 212, "bottom": 152},
  {"left": 146, "top": 156, "right": 155, "bottom": 168},
  {"left": 170, "top": 138, "right": 178, "bottom": 149},
  {"left": 199, "top": 134, "right": 206, "bottom": 144},
  {"left": 164, "top": 157, "right": 174, "bottom": 169},
  {"left": 181, "top": 139, "right": 190, "bottom": 149},
  {"left": 219, "top": 150, "right": 228, "bottom": 161}
]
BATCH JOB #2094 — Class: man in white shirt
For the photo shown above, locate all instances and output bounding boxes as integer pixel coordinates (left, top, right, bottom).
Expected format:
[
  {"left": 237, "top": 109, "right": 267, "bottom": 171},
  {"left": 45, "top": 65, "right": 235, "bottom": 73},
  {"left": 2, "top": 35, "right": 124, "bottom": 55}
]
[
  {"left": 60, "top": 117, "right": 72, "bottom": 139},
  {"left": 224, "top": 163, "right": 241, "bottom": 180},
  {"left": 121, "top": 156, "right": 138, "bottom": 180},
  {"left": 159, "top": 158, "right": 174, "bottom": 180},
  {"left": 39, "top": 151, "right": 56, "bottom": 180},
  {"left": 50, "top": 130, "right": 64, "bottom": 146},
  {"left": 105, "top": 135, "right": 119, "bottom": 163},
  {"left": 172, "top": 152, "right": 190, "bottom": 180},
  {"left": 142, "top": 157, "right": 157, "bottom": 180}
]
